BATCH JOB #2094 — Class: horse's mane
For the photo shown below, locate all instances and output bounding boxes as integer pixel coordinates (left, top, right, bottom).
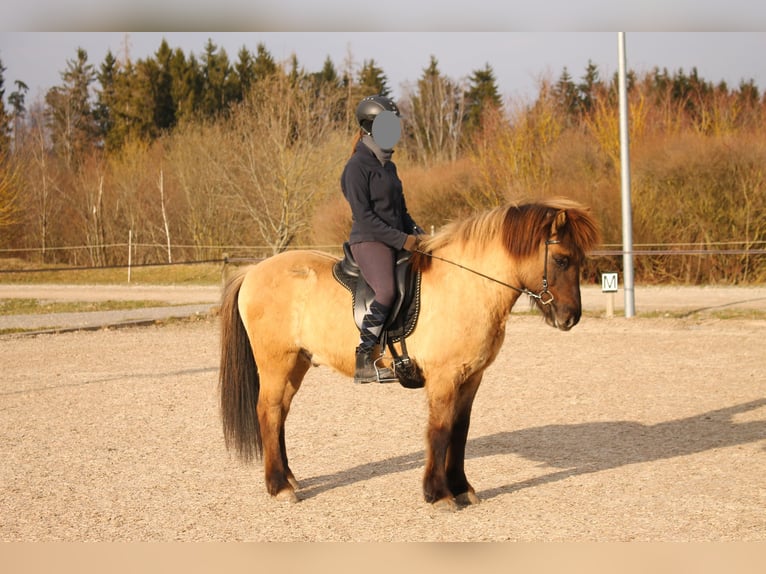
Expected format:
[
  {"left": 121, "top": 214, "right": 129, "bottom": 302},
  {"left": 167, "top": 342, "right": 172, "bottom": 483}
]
[{"left": 412, "top": 198, "right": 601, "bottom": 272}]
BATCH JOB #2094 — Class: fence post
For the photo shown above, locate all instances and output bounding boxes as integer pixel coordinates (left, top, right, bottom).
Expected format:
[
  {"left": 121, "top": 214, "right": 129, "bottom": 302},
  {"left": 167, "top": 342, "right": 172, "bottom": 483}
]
[{"left": 127, "top": 229, "right": 132, "bottom": 284}]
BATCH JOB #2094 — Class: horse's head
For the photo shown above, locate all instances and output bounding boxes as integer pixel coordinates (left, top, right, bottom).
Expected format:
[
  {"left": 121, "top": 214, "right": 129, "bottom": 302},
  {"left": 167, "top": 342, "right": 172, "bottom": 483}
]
[
  {"left": 503, "top": 200, "right": 601, "bottom": 331},
  {"left": 413, "top": 198, "right": 601, "bottom": 332}
]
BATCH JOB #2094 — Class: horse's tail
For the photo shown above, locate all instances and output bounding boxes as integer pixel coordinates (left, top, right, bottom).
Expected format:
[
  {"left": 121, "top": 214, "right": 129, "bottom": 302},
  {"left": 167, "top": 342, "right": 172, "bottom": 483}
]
[{"left": 219, "top": 270, "right": 262, "bottom": 462}]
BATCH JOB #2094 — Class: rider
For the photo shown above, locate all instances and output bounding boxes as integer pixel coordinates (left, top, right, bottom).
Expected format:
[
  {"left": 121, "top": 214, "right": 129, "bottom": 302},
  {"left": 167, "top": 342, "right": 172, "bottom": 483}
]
[{"left": 341, "top": 94, "right": 424, "bottom": 384}]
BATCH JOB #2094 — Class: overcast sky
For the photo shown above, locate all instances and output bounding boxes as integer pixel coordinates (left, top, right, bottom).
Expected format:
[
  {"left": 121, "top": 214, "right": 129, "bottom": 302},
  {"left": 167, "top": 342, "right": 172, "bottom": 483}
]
[
  {"left": 2, "top": 32, "right": 765, "bottom": 106},
  {"left": 2, "top": 3, "right": 765, "bottom": 105}
]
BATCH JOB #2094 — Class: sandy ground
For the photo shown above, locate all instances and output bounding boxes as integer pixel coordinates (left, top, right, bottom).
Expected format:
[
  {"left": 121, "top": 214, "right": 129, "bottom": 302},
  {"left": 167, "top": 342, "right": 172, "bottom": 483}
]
[{"left": 1, "top": 284, "right": 765, "bottom": 541}]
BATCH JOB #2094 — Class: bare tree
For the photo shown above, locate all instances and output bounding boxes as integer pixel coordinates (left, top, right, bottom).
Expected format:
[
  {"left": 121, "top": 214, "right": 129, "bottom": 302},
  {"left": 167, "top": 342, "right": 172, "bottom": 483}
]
[
  {"left": 222, "top": 73, "right": 347, "bottom": 254},
  {"left": 18, "top": 102, "right": 60, "bottom": 261},
  {"left": 0, "top": 150, "right": 21, "bottom": 232},
  {"left": 401, "top": 56, "right": 466, "bottom": 166},
  {"left": 167, "top": 121, "right": 238, "bottom": 260}
]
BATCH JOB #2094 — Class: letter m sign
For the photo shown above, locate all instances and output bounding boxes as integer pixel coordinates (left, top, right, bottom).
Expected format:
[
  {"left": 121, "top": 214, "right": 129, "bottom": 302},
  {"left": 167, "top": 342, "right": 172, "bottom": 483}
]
[{"left": 601, "top": 272, "right": 619, "bottom": 293}]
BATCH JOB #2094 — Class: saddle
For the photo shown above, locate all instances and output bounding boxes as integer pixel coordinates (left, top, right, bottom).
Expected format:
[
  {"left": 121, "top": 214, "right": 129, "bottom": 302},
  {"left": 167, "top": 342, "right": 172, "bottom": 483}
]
[{"left": 332, "top": 242, "right": 424, "bottom": 388}]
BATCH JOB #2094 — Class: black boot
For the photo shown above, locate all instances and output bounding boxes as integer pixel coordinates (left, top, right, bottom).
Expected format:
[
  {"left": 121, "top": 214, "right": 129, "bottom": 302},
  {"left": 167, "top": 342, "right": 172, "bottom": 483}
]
[{"left": 354, "top": 346, "right": 397, "bottom": 384}]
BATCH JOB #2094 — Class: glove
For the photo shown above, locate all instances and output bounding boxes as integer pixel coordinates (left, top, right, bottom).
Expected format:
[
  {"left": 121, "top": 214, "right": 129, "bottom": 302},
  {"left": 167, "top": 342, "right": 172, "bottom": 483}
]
[{"left": 403, "top": 234, "right": 419, "bottom": 252}]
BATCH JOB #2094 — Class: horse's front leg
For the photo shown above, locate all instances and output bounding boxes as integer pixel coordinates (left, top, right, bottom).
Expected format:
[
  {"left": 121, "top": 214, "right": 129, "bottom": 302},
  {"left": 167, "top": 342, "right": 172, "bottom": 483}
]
[
  {"left": 447, "top": 373, "right": 482, "bottom": 506},
  {"left": 423, "top": 382, "right": 459, "bottom": 511}
]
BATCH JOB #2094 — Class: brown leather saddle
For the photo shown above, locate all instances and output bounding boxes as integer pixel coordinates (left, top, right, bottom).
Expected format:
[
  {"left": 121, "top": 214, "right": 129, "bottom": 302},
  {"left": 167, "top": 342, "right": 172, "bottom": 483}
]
[{"left": 332, "top": 242, "right": 424, "bottom": 388}]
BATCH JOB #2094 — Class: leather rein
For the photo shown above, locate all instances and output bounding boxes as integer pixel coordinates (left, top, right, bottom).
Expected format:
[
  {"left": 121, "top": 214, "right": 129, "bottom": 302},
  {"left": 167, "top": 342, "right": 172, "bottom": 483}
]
[{"left": 416, "top": 238, "right": 560, "bottom": 306}]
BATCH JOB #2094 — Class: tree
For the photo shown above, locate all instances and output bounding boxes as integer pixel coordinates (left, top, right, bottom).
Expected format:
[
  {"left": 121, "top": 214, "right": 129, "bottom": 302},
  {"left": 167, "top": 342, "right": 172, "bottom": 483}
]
[
  {"left": 402, "top": 55, "right": 466, "bottom": 164},
  {"left": 316, "top": 56, "right": 340, "bottom": 88},
  {"left": 0, "top": 149, "right": 21, "bottom": 232},
  {"left": 8, "top": 80, "right": 29, "bottom": 149},
  {"left": 253, "top": 43, "right": 277, "bottom": 79},
  {"left": 552, "top": 67, "right": 579, "bottom": 123},
  {"left": 17, "top": 101, "right": 61, "bottom": 261},
  {"left": 45, "top": 47, "right": 98, "bottom": 169},
  {"left": 95, "top": 50, "right": 119, "bottom": 149},
  {"left": 577, "top": 60, "right": 603, "bottom": 115},
  {"left": 151, "top": 39, "right": 177, "bottom": 132},
  {"left": 170, "top": 49, "right": 202, "bottom": 125},
  {"left": 221, "top": 73, "right": 347, "bottom": 253},
  {"left": 200, "top": 39, "right": 235, "bottom": 118},
  {"left": 357, "top": 59, "right": 390, "bottom": 97},
  {"left": 463, "top": 62, "right": 502, "bottom": 140},
  {"left": 0, "top": 59, "right": 11, "bottom": 156},
  {"left": 235, "top": 46, "right": 257, "bottom": 94}
]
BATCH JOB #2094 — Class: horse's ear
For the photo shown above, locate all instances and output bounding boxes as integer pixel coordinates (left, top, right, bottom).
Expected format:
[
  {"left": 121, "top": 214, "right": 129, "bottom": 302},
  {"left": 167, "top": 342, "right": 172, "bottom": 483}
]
[{"left": 551, "top": 210, "right": 567, "bottom": 235}]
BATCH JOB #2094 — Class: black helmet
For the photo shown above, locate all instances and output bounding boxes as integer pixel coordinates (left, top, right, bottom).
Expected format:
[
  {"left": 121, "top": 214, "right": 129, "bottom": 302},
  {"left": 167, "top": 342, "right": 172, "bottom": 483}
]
[{"left": 356, "top": 95, "right": 400, "bottom": 134}]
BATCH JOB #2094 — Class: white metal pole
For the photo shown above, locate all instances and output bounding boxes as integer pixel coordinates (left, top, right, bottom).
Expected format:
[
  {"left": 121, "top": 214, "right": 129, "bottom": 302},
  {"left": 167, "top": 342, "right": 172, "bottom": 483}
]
[
  {"left": 128, "top": 229, "right": 133, "bottom": 284},
  {"left": 618, "top": 32, "right": 636, "bottom": 317}
]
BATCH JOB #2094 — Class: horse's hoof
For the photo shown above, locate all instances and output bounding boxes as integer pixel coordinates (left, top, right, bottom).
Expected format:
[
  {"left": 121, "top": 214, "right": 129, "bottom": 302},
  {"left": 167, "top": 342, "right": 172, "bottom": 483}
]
[
  {"left": 275, "top": 488, "right": 299, "bottom": 504},
  {"left": 432, "top": 497, "right": 458, "bottom": 513},
  {"left": 455, "top": 491, "right": 481, "bottom": 506}
]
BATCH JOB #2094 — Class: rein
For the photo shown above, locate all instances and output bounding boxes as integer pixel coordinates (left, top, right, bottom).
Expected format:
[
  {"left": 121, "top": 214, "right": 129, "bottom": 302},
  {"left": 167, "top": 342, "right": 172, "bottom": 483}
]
[{"left": 416, "top": 239, "right": 560, "bottom": 305}]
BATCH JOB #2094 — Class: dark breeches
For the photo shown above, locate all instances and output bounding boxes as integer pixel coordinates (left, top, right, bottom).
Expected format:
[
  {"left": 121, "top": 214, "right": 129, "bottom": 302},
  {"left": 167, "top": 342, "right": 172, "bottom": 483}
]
[{"left": 350, "top": 241, "right": 396, "bottom": 307}]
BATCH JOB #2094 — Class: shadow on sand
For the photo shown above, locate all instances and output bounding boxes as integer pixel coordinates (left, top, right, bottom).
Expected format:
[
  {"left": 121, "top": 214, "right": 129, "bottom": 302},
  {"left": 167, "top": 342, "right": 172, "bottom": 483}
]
[{"left": 296, "top": 398, "right": 766, "bottom": 502}]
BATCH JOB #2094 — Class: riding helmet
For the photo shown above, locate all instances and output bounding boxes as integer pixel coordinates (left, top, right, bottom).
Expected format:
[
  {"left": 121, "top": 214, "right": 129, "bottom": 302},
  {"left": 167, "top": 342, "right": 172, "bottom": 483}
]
[{"left": 355, "top": 95, "right": 401, "bottom": 134}]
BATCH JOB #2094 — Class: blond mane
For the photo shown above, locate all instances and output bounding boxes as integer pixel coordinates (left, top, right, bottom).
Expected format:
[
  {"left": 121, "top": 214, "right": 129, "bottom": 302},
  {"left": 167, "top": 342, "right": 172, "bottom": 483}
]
[{"left": 413, "top": 198, "right": 600, "bottom": 271}]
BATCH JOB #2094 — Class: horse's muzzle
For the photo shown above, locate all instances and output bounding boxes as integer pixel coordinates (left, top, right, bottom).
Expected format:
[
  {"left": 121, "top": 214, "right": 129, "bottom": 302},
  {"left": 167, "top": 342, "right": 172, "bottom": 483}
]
[{"left": 540, "top": 302, "right": 580, "bottom": 331}]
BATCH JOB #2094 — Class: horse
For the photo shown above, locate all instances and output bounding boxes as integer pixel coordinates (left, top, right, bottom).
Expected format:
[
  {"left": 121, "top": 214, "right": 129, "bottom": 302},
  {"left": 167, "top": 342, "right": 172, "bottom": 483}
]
[{"left": 218, "top": 198, "right": 600, "bottom": 511}]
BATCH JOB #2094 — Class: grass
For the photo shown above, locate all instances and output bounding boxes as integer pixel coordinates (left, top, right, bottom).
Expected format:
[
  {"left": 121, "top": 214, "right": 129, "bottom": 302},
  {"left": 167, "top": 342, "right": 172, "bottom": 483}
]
[
  {"left": 0, "top": 259, "right": 223, "bottom": 285},
  {"left": 636, "top": 308, "right": 766, "bottom": 321},
  {"left": 0, "top": 298, "right": 194, "bottom": 316}
]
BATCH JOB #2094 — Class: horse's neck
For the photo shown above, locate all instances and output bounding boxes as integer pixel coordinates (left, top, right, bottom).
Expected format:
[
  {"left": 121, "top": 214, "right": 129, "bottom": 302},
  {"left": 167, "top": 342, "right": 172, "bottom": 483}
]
[{"left": 431, "top": 241, "right": 524, "bottom": 315}]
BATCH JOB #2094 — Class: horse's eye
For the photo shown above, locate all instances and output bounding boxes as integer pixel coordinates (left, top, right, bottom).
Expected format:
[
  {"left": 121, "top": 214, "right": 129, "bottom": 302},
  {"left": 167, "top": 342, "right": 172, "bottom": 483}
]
[{"left": 554, "top": 257, "right": 569, "bottom": 270}]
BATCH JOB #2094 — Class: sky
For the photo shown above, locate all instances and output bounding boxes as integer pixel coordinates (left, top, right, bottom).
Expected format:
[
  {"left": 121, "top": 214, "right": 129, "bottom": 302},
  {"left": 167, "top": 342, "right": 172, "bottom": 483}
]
[
  {"left": 2, "top": 32, "right": 765, "bottom": 106},
  {"left": 1, "top": 2, "right": 766, "bottom": 106}
]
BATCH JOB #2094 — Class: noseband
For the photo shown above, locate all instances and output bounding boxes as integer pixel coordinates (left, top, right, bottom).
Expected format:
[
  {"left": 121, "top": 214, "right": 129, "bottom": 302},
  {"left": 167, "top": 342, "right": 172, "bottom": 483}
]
[{"left": 417, "top": 237, "right": 561, "bottom": 306}]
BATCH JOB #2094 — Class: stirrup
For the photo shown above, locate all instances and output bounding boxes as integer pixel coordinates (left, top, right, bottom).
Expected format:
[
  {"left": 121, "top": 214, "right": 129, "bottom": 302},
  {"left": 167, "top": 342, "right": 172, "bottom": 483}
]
[{"left": 374, "top": 356, "right": 398, "bottom": 383}]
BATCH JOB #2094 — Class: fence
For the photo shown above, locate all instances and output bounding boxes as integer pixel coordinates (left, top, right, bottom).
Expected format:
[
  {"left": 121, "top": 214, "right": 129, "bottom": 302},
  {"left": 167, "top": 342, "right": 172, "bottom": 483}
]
[{"left": 1, "top": 241, "right": 764, "bottom": 284}]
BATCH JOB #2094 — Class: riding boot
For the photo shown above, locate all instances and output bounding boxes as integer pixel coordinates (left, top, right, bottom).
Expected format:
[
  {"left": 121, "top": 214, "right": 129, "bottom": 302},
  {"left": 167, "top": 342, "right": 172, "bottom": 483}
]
[
  {"left": 354, "top": 346, "right": 397, "bottom": 384},
  {"left": 354, "top": 300, "right": 397, "bottom": 384}
]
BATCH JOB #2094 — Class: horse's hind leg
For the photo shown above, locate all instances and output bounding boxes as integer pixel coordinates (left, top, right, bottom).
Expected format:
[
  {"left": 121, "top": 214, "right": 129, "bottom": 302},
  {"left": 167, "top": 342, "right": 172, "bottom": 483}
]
[{"left": 257, "top": 354, "right": 310, "bottom": 502}]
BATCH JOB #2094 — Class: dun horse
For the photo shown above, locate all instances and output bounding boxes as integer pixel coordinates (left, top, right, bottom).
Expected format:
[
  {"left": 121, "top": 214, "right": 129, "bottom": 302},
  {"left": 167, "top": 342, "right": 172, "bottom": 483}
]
[{"left": 219, "top": 198, "right": 600, "bottom": 511}]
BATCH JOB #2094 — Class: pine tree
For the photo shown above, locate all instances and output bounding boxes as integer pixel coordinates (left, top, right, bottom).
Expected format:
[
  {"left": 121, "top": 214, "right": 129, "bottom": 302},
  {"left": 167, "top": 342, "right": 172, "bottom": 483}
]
[
  {"left": 235, "top": 46, "right": 257, "bottom": 95},
  {"left": 45, "top": 47, "right": 98, "bottom": 168},
  {"left": 8, "top": 80, "right": 28, "bottom": 147},
  {"left": 553, "top": 67, "right": 579, "bottom": 122},
  {"left": 152, "top": 39, "right": 177, "bottom": 131},
  {"left": 464, "top": 63, "right": 502, "bottom": 138},
  {"left": 316, "top": 56, "right": 340, "bottom": 88},
  {"left": 0, "top": 59, "right": 11, "bottom": 156},
  {"left": 95, "top": 50, "right": 118, "bottom": 149},
  {"left": 253, "top": 43, "right": 277, "bottom": 80},
  {"left": 357, "top": 59, "right": 390, "bottom": 97},
  {"left": 405, "top": 55, "right": 465, "bottom": 164},
  {"left": 577, "top": 60, "right": 602, "bottom": 114},
  {"left": 170, "top": 49, "right": 202, "bottom": 125},
  {"left": 200, "top": 39, "right": 235, "bottom": 118}
]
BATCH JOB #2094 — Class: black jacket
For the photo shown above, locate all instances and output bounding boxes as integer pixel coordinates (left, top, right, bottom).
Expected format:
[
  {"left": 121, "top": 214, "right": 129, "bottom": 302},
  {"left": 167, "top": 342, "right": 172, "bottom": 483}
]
[{"left": 341, "top": 140, "right": 420, "bottom": 250}]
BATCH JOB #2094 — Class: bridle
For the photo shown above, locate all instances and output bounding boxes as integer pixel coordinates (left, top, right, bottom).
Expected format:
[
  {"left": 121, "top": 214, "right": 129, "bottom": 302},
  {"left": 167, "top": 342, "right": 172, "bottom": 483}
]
[{"left": 416, "top": 238, "right": 561, "bottom": 306}]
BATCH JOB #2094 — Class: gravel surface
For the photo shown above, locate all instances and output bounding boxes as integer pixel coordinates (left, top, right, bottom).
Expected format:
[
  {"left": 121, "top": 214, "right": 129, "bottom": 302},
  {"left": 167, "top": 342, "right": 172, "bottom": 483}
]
[{"left": 1, "top": 284, "right": 764, "bottom": 541}]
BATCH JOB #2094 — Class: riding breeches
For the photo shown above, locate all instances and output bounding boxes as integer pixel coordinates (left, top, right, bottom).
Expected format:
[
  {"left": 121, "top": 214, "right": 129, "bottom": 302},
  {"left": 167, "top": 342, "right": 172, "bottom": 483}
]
[{"left": 350, "top": 241, "right": 395, "bottom": 350}]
